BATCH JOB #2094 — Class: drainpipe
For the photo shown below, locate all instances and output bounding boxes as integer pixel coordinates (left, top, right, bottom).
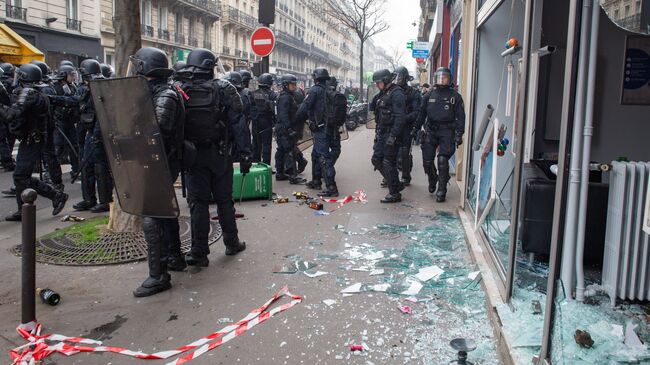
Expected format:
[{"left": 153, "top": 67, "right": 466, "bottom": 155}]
[
  {"left": 575, "top": 0, "right": 600, "bottom": 302},
  {"left": 560, "top": 0, "right": 592, "bottom": 299}
]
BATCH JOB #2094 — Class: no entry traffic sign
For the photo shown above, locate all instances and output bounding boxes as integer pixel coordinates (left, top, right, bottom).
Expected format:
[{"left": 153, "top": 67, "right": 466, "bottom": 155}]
[{"left": 251, "top": 27, "right": 275, "bottom": 57}]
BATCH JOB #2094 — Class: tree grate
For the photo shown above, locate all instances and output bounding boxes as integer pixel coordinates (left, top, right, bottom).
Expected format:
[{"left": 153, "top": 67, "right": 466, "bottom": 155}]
[{"left": 9, "top": 216, "right": 222, "bottom": 266}]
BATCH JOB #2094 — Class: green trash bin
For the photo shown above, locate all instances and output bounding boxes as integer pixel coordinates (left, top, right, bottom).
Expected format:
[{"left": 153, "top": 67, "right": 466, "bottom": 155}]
[{"left": 232, "top": 163, "right": 273, "bottom": 201}]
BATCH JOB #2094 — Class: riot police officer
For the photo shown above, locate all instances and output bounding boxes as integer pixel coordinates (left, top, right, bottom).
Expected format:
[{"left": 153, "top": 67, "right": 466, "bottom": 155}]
[
  {"left": 180, "top": 48, "right": 250, "bottom": 267},
  {"left": 0, "top": 63, "right": 15, "bottom": 171},
  {"left": 224, "top": 71, "right": 251, "bottom": 162},
  {"left": 370, "top": 69, "right": 407, "bottom": 203},
  {"left": 130, "top": 47, "right": 185, "bottom": 297},
  {"left": 100, "top": 63, "right": 115, "bottom": 79},
  {"left": 394, "top": 66, "right": 421, "bottom": 186},
  {"left": 275, "top": 74, "right": 304, "bottom": 184},
  {"left": 413, "top": 67, "right": 465, "bottom": 202},
  {"left": 2, "top": 64, "right": 68, "bottom": 221},
  {"left": 74, "top": 59, "right": 113, "bottom": 212},
  {"left": 250, "top": 73, "right": 275, "bottom": 165},
  {"left": 31, "top": 60, "right": 64, "bottom": 192},
  {"left": 291, "top": 86, "right": 308, "bottom": 175},
  {"left": 298, "top": 68, "right": 338, "bottom": 197},
  {"left": 325, "top": 76, "right": 344, "bottom": 166},
  {"left": 49, "top": 65, "right": 81, "bottom": 178},
  {"left": 239, "top": 70, "right": 252, "bottom": 89}
]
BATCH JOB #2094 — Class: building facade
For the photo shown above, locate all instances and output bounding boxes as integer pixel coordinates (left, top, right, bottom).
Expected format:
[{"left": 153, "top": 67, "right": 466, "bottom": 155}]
[{"left": 2, "top": 0, "right": 102, "bottom": 67}]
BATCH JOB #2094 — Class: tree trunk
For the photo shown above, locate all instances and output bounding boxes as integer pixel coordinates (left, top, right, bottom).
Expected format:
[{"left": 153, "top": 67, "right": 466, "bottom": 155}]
[
  {"left": 359, "top": 40, "right": 364, "bottom": 101},
  {"left": 114, "top": 0, "right": 142, "bottom": 77},
  {"left": 109, "top": 0, "right": 143, "bottom": 232}
]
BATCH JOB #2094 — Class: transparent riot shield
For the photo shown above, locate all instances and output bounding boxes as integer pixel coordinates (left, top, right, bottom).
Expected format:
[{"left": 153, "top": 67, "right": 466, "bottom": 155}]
[
  {"left": 366, "top": 84, "right": 380, "bottom": 129},
  {"left": 91, "top": 76, "right": 179, "bottom": 218}
]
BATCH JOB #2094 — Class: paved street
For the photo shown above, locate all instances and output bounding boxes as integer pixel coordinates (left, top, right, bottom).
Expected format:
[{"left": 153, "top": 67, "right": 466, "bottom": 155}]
[{"left": 0, "top": 128, "right": 499, "bottom": 365}]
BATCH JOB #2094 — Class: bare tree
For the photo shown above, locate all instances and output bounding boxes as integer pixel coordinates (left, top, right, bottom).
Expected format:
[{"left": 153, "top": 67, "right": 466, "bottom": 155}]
[
  {"left": 319, "top": 0, "right": 389, "bottom": 98},
  {"left": 113, "top": 0, "right": 142, "bottom": 77},
  {"left": 108, "top": 0, "right": 143, "bottom": 232},
  {"left": 384, "top": 46, "right": 404, "bottom": 70}
]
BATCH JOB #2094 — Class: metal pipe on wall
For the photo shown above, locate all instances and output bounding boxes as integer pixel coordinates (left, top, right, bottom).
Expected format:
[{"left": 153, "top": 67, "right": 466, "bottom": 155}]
[
  {"left": 559, "top": 0, "right": 593, "bottom": 299},
  {"left": 575, "top": 0, "right": 601, "bottom": 302}
]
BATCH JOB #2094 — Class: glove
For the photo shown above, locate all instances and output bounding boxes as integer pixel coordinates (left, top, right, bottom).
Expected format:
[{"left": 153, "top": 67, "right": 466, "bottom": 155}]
[
  {"left": 287, "top": 128, "right": 298, "bottom": 138},
  {"left": 308, "top": 120, "right": 317, "bottom": 132},
  {"left": 385, "top": 134, "right": 397, "bottom": 147},
  {"left": 455, "top": 134, "right": 463, "bottom": 146},
  {"left": 240, "top": 157, "right": 252, "bottom": 175}
]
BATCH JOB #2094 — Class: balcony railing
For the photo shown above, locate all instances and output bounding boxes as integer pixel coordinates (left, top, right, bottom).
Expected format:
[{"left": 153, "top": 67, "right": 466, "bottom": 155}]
[
  {"left": 274, "top": 30, "right": 310, "bottom": 53},
  {"left": 141, "top": 25, "right": 154, "bottom": 37},
  {"left": 223, "top": 6, "right": 257, "bottom": 29},
  {"left": 66, "top": 18, "right": 82, "bottom": 31},
  {"left": 6, "top": 5, "right": 26, "bottom": 21},
  {"left": 203, "top": 40, "right": 212, "bottom": 49},
  {"left": 617, "top": 13, "right": 642, "bottom": 32},
  {"left": 178, "top": 0, "right": 222, "bottom": 17},
  {"left": 158, "top": 28, "right": 170, "bottom": 40},
  {"left": 188, "top": 36, "right": 198, "bottom": 47},
  {"left": 234, "top": 49, "right": 242, "bottom": 57},
  {"left": 175, "top": 33, "right": 186, "bottom": 44},
  {"left": 222, "top": 45, "right": 231, "bottom": 55}
]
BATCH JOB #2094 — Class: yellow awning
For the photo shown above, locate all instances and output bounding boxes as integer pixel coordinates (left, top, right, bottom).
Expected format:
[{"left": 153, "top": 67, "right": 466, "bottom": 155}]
[{"left": 0, "top": 23, "right": 44, "bottom": 64}]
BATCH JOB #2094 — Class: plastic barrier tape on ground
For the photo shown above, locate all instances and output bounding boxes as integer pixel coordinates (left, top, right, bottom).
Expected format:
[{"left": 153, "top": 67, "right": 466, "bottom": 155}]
[
  {"left": 320, "top": 189, "right": 368, "bottom": 210},
  {"left": 10, "top": 286, "right": 302, "bottom": 365}
]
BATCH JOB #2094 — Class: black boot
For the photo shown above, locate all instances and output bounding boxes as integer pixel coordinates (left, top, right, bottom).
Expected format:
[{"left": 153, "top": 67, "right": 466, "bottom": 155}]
[
  {"left": 73, "top": 200, "right": 96, "bottom": 211},
  {"left": 436, "top": 155, "right": 450, "bottom": 203},
  {"left": 90, "top": 203, "right": 110, "bottom": 213},
  {"left": 2, "top": 186, "right": 16, "bottom": 197},
  {"left": 319, "top": 184, "right": 339, "bottom": 197},
  {"left": 306, "top": 180, "right": 322, "bottom": 190},
  {"left": 275, "top": 173, "right": 289, "bottom": 181},
  {"left": 5, "top": 211, "right": 21, "bottom": 222},
  {"left": 52, "top": 192, "right": 68, "bottom": 216},
  {"left": 2, "top": 160, "right": 15, "bottom": 172},
  {"left": 380, "top": 179, "right": 387, "bottom": 188},
  {"left": 53, "top": 183, "right": 65, "bottom": 193},
  {"left": 381, "top": 193, "right": 402, "bottom": 203},
  {"left": 296, "top": 157, "right": 308, "bottom": 174},
  {"left": 423, "top": 160, "right": 438, "bottom": 194},
  {"left": 225, "top": 238, "right": 246, "bottom": 256},
  {"left": 185, "top": 252, "right": 209, "bottom": 267},
  {"left": 289, "top": 177, "right": 307, "bottom": 185},
  {"left": 133, "top": 248, "right": 172, "bottom": 297},
  {"left": 167, "top": 254, "right": 187, "bottom": 272}
]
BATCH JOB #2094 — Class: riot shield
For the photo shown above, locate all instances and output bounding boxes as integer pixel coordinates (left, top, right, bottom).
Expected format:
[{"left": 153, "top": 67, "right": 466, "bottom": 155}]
[
  {"left": 366, "top": 84, "right": 380, "bottom": 129},
  {"left": 91, "top": 76, "right": 179, "bottom": 218}
]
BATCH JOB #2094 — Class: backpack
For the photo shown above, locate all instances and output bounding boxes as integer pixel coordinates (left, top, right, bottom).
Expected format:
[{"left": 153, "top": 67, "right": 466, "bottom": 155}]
[
  {"left": 181, "top": 80, "right": 225, "bottom": 144},
  {"left": 325, "top": 90, "right": 348, "bottom": 127}
]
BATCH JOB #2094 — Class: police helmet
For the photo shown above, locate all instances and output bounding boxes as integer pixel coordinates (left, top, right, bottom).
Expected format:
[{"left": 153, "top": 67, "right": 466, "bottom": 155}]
[
  {"left": 327, "top": 76, "right": 338, "bottom": 88},
  {"left": 30, "top": 60, "right": 52, "bottom": 81},
  {"left": 52, "top": 65, "right": 76, "bottom": 81},
  {"left": 172, "top": 61, "right": 187, "bottom": 73},
  {"left": 394, "top": 66, "right": 413, "bottom": 86},
  {"left": 312, "top": 68, "right": 330, "bottom": 82},
  {"left": 79, "top": 59, "right": 102, "bottom": 78},
  {"left": 129, "top": 47, "right": 172, "bottom": 78},
  {"left": 258, "top": 73, "right": 274, "bottom": 87},
  {"left": 186, "top": 48, "right": 217, "bottom": 70},
  {"left": 224, "top": 71, "right": 243, "bottom": 89},
  {"left": 16, "top": 64, "right": 43, "bottom": 84},
  {"left": 60, "top": 60, "right": 74, "bottom": 68},
  {"left": 372, "top": 69, "right": 395, "bottom": 85},
  {"left": 239, "top": 70, "right": 252, "bottom": 85},
  {"left": 100, "top": 63, "right": 115, "bottom": 78},
  {"left": 281, "top": 74, "right": 297, "bottom": 88},
  {"left": 0, "top": 63, "right": 15, "bottom": 78},
  {"left": 434, "top": 67, "right": 452, "bottom": 86}
]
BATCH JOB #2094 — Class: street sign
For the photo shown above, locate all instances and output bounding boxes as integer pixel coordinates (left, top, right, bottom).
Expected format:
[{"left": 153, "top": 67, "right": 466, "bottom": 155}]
[
  {"left": 413, "top": 41, "right": 431, "bottom": 51},
  {"left": 412, "top": 49, "right": 429, "bottom": 58},
  {"left": 251, "top": 27, "right": 275, "bottom": 57},
  {"left": 406, "top": 40, "right": 414, "bottom": 49}
]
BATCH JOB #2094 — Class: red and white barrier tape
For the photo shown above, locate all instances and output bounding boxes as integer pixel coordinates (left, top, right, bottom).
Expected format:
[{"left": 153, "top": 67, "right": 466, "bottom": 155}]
[
  {"left": 10, "top": 285, "right": 302, "bottom": 365},
  {"left": 319, "top": 189, "right": 367, "bottom": 210}
]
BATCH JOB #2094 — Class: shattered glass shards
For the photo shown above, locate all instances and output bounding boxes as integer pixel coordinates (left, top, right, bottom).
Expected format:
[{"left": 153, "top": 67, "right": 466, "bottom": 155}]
[{"left": 272, "top": 259, "right": 317, "bottom": 274}]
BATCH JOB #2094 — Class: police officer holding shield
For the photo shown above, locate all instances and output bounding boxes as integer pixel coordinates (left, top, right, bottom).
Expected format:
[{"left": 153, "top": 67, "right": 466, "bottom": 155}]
[
  {"left": 413, "top": 67, "right": 465, "bottom": 202},
  {"left": 130, "top": 47, "right": 186, "bottom": 297}
]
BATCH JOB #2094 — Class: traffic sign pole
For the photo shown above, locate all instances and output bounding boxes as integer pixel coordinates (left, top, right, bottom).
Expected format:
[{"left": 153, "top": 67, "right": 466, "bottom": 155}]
[{"left": 262, "top": 22, "right": 270, "bottom": 74}]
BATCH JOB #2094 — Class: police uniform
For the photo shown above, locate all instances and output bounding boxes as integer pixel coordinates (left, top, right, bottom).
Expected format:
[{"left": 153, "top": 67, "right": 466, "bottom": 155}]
[
  {"left": 414, "top": 83, "right": 465, "bottom": 202},
  {"left": 50, "top": 80, "right": 80, "bottom": 176},
  {"left": 250, "top": 82, "right": 276, "bottom": 165},
  {"left": 398, "top": 85, "right": 421, "bottom": 185},
  {"left": 371, "top": 83, "right": 407, "bottom": 202},
  {"left": 0, "top": 80, "right": 14, "bottom": 170},
  {"left": 275, "top": 88, "right": 300, "bottom": 182}
]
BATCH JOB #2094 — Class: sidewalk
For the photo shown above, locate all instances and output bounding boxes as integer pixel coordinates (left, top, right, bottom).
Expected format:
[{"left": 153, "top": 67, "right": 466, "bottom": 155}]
[{"left": 0, "top": 128, "right": 502, "bottom": 364}]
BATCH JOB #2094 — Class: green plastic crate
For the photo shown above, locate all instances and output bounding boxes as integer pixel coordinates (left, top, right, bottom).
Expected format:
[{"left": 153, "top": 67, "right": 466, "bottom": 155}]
[{"left": 232, "top": 163, "right": 273, "bottom": 201}]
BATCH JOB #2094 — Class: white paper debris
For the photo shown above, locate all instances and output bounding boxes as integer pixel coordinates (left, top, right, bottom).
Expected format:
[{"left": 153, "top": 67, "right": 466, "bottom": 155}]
[
  {"left": 371, "top": 284, "right": 391, "bottom": 292},
  {"left": 625, "top": 322, "right": 646, "bottom": 348},
  {"left": 401, "top": 280, "right": 423, "bottom": 296},
  {"left": 341, "top": 283, "right": 363, "bottom": 294},
  {"left": 369, "top": 269, "right": 385, "bottom": 276},
  {"left": 414, "top": 265, "right": 444, "bottom": 282},
  {"left": 323, "top": 299, "right": 337, "bottom": 306},
  {"left": 304, "top": 271, "right": 328, "bottom": 278}
]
